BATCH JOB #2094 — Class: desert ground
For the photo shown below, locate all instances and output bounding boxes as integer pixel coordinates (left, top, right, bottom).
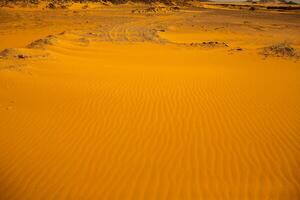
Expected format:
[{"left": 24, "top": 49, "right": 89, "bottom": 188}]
[{"left": 0, "top": 1, "right": 300, "bottom": 199}]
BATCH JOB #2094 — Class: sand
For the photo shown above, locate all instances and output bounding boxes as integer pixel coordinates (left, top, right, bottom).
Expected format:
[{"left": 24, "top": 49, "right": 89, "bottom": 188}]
[{"left": 0, "top": 2, "right": 300, "bottom": 199}]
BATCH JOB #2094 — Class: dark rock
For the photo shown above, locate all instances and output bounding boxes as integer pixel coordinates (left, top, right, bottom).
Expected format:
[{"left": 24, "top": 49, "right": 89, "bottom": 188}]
[
  {"left": 47, "top": 2, "right": 56, "bottom": 9},
  {"left": 17, "top": 54, "right": 27, "bottom": 59}
]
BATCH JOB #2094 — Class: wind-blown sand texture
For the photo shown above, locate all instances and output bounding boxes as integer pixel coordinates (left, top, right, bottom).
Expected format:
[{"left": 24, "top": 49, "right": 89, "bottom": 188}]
[{"left": 0, "top": 2, "right": 300, "bottom": 200}]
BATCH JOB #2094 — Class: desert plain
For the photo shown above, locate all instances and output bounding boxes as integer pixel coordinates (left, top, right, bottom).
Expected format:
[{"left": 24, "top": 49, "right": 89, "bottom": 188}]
[{"left": 0, "top": 1, "right": 300, "bottom": 199}]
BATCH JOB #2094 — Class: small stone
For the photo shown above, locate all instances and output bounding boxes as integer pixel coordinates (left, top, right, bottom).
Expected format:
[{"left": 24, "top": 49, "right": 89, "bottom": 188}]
[{"left": 17, "top": 54, "right": 27, "bottom": 59}]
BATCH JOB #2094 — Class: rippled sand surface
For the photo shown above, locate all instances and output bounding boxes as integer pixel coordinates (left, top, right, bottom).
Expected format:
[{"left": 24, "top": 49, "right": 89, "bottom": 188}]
[{"left": 0, "top": 3, "right": 300, "bottom": 199}]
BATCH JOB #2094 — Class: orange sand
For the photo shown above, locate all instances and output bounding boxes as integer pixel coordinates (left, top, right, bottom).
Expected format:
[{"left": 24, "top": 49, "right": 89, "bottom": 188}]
[{"left": 0, "top": 3, "right": 300, "bottom": 199}]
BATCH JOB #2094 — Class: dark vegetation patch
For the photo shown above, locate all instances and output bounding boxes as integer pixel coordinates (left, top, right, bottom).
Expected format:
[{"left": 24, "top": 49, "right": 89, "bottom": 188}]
[
  {"left": 261, "top": 42, "right": 299, "bottom": 58},
  {"left": 131, "top": 6, "right": 180, "bottom": 14},
  {"left": 27, "top": 35, "right": 57, "bottom": 49},
  {"left": 0, "top": 48, "right": 31, "bottom": 59},
  {"left": 187, "top": 41, "right": 229, "bottom": 48}
]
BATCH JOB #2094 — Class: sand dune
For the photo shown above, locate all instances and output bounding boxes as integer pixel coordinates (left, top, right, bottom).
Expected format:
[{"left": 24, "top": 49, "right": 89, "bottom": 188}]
[{"left": 0, "top": 3, "right": 300, "bottom": 200}]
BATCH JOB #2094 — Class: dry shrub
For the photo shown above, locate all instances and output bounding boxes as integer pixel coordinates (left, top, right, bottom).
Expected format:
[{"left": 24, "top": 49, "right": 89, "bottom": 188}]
[{"left": 262, "top": 42, "right": 298, "bottom": 58}]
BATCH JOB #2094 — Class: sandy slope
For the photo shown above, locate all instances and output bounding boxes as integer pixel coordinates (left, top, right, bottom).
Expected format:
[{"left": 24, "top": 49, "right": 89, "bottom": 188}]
[{"left": 0, "top": 4, "right": 300, "bottom": 200}]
